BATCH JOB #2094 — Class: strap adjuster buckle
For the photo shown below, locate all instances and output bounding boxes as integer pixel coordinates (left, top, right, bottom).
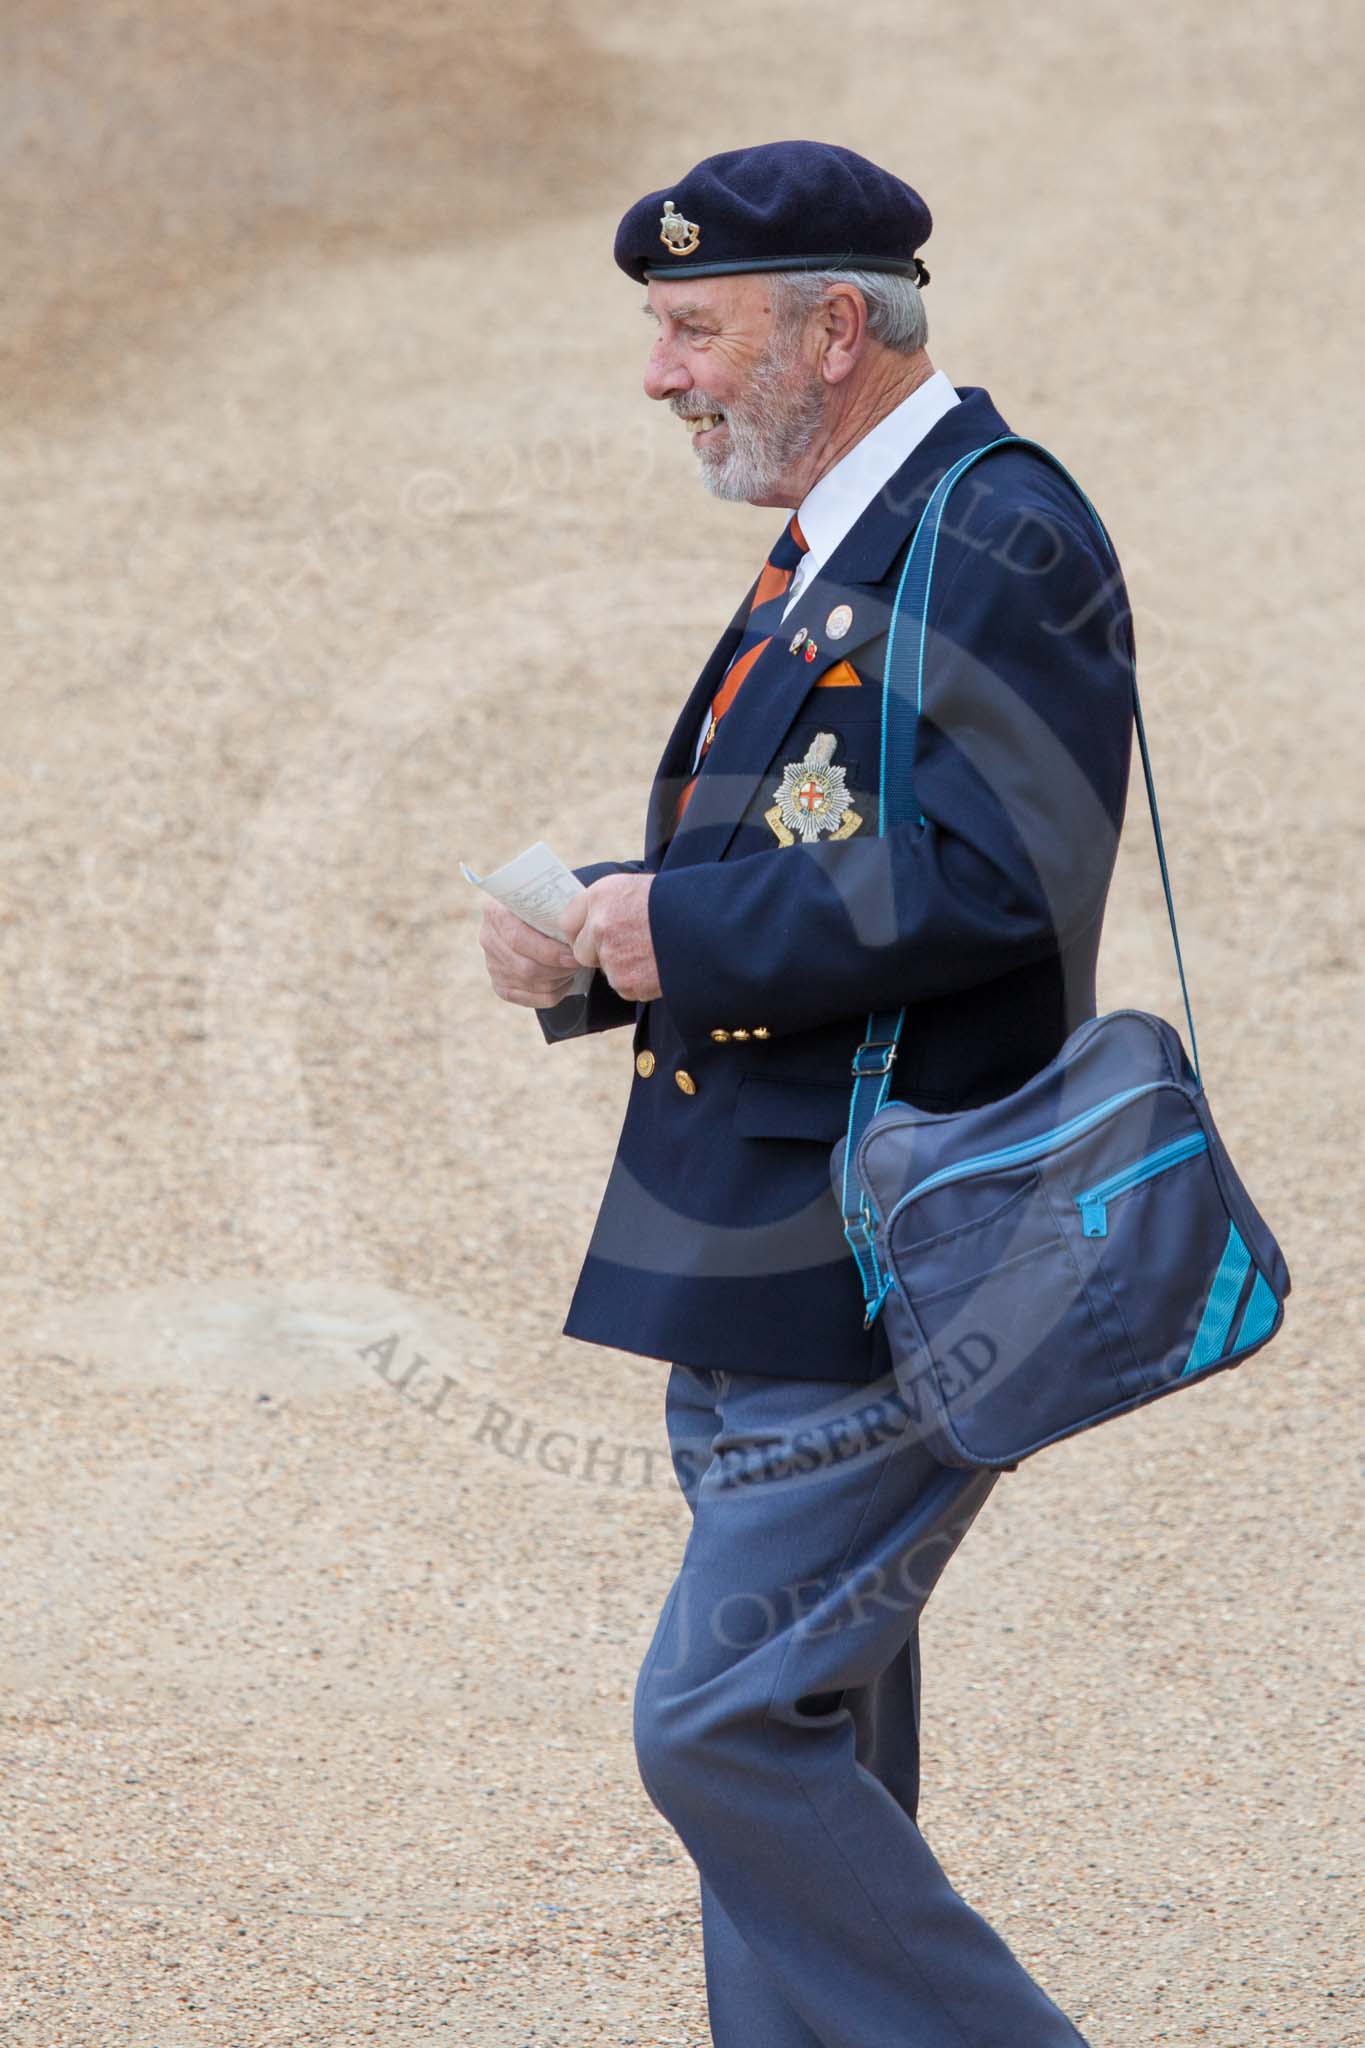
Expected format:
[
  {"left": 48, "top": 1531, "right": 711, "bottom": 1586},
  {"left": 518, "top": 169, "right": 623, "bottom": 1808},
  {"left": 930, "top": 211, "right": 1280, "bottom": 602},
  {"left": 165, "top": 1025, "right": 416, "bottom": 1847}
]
[
  {"left": 843, "top": 1213, "right": 875, "bottom": 1253},
  {"left": 851, "top": 1039, "right": 898, "bottom": 1078}
]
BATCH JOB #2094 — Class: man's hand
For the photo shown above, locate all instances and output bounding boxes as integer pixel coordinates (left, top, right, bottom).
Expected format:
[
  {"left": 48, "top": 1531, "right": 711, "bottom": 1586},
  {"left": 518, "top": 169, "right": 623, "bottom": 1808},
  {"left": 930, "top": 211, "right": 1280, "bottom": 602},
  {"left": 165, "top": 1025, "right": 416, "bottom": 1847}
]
[
  {"left": 479, "top": 898, "right": 582, "bottom": 1009},
  {"left": 558, "top": 873, "right": 661, "bottom": 1003}
]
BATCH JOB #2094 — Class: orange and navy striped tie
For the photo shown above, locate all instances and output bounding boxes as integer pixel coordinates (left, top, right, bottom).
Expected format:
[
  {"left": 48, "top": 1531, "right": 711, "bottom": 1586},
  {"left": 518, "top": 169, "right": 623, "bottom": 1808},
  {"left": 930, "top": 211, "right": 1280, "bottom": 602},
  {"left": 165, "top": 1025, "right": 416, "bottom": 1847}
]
[{"left": 672, "top": 513, "right": 809, "bottom": 830}]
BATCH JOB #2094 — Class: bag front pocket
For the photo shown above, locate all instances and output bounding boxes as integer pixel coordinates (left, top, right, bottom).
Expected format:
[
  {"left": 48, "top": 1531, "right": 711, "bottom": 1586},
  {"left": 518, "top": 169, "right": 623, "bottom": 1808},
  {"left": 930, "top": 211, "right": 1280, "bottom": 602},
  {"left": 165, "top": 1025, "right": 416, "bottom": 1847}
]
[
  {"left": 885, "top": 1168, "right": 1136, "bottom": 1463},
  {"left": 1073, "top": 1131, "right": 1209, "bottom": 1237},
  {"left": 1054, "top": 1119, "right": 1272, "bottom": 1393}
]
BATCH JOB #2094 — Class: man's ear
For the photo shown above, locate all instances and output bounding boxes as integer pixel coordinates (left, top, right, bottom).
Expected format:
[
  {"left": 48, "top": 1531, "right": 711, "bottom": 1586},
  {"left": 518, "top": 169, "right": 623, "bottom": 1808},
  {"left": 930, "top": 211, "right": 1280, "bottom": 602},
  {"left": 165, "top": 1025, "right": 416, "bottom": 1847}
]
[{"left": 817, "top": 284, "right": 869, "bottom": 385}]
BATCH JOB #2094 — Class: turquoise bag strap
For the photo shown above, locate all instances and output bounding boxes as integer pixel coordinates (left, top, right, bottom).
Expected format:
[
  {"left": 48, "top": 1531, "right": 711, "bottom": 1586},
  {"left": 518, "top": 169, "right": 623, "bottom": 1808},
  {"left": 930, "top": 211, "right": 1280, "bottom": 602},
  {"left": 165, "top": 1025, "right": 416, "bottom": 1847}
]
[{"left": 840, "top": 433, "right": 1201, "bottom": 1323}]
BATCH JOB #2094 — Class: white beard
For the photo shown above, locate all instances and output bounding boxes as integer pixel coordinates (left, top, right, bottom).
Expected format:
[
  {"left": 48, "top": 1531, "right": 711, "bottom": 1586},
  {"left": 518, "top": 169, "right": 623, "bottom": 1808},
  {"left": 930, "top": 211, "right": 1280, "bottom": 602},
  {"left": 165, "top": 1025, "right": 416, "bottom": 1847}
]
[{"left": 682, "top": 341, "right": 826, "bottom": 503}]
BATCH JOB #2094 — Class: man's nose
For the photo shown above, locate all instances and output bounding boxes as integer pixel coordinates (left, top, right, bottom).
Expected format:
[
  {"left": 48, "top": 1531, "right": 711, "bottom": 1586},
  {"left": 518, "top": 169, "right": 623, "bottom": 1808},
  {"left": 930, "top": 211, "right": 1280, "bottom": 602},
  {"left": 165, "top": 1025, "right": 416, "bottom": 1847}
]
[{"left": 643, "top": 339, "right": 690, "bottom": 402}]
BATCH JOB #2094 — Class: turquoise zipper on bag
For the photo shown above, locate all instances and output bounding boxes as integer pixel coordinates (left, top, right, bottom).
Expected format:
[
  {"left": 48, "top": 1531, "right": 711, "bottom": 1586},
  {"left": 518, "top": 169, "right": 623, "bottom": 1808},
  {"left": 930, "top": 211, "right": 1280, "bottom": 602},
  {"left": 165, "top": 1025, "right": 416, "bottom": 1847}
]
[
  {"left": 882, "top": 1080, "right": 1164, "bottom": 1230},
  {"left": 1074, "top": 1130, "right": 1208, "bottom": 1238}
]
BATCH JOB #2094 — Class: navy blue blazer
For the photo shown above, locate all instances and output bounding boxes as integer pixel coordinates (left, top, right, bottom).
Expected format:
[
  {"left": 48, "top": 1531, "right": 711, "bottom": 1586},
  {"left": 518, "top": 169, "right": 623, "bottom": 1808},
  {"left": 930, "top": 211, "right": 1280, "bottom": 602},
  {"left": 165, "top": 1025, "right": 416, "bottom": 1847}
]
[{"left": 537, "top": 386, "right": 1135, "bottom": 1382}]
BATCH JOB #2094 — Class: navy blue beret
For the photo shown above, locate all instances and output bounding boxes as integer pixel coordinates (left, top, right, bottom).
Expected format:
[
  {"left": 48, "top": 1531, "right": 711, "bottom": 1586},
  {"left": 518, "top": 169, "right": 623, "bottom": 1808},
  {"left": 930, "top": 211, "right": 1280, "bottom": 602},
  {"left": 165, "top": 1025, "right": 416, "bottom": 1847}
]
[{"left": 614, "top": 140, "right": 932, "bottom": 287}]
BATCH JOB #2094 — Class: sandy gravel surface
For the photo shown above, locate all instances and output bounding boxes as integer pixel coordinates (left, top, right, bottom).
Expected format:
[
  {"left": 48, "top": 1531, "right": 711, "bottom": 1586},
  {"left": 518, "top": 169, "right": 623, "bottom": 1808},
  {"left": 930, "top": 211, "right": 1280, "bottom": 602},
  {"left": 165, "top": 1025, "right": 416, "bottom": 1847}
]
[{"left": 2, "top": 3, "right": 1361, "bottom": 2043}]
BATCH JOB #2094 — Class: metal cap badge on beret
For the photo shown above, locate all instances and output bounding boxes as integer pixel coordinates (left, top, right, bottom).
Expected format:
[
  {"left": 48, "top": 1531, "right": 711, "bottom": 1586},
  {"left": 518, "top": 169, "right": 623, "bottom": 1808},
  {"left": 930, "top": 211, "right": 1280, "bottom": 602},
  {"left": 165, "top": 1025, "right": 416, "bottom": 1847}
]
[{"left": 614, "top": 140, "right": 932, "bottom": 287}]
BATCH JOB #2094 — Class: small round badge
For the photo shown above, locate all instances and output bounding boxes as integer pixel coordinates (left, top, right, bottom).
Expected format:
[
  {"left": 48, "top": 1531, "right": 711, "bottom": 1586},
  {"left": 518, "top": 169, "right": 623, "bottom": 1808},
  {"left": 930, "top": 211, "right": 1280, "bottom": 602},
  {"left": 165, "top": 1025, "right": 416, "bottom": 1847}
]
[
  {"left": 789, "top": 627, "right": 808, "bottom": 654},
  {"left": 825, "top": 603, "right": 853, "bottom": 640},
  {"left": 804, "top": 641, "right": 818, "bottom": 662}
]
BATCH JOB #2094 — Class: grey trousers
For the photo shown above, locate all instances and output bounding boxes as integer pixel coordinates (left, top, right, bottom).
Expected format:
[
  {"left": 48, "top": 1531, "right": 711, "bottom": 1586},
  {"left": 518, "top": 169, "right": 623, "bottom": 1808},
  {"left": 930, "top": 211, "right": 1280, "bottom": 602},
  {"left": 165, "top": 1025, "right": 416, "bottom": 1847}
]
[{"left": 632, "top": 1362, "right": 1091, "bottom": 2048}]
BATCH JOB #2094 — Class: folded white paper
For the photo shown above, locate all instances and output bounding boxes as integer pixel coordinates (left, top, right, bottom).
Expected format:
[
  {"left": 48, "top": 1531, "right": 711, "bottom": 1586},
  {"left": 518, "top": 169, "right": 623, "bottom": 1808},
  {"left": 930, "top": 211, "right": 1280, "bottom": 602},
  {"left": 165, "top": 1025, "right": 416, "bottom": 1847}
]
[{"left": 461, "top": 841, "right": 593, "bottom": 998}]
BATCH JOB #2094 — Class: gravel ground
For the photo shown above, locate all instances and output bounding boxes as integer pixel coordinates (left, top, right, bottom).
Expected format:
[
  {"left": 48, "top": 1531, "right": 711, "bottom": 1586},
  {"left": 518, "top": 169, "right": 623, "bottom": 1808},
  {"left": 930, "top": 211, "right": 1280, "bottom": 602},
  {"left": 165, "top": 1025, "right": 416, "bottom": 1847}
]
[{"left": 2, "top": 3, "right": 1361, "bottom": 2043}]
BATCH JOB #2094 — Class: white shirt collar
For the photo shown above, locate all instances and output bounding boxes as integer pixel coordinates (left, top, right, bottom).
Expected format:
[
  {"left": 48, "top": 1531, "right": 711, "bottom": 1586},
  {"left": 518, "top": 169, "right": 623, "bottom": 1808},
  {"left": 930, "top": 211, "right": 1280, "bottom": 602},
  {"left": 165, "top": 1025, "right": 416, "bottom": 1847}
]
[{"left": 783, "top": 369, "right": 961, "bottom": 614}]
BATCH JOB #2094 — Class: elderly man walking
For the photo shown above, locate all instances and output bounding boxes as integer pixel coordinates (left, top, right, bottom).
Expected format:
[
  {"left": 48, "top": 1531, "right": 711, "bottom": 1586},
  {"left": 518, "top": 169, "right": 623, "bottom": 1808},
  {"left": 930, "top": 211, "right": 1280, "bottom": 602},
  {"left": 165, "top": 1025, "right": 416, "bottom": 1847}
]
[{"left": 479, "top": 140, "right": 1131, "bottom": 2046}]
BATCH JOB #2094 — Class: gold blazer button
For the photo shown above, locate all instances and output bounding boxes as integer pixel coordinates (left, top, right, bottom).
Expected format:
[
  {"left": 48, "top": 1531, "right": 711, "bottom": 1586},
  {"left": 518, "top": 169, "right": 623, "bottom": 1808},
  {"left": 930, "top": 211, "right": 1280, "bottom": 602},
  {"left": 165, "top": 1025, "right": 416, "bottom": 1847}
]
[
  {"left": 635, "top": 1050, "right": 656, "bottom": 1077},
  {"left": 752, "top": 1026, "right": 771, "bottom": 1039},
  {"left": 731, "top": 1028, "right": 751, "bottom": 1041},
  {"left": 710, "top": 1028, "right": 731, "bottom": 1042},
  {"left": 674, "top": 1068, "right": 698, "bottom": 1095}
]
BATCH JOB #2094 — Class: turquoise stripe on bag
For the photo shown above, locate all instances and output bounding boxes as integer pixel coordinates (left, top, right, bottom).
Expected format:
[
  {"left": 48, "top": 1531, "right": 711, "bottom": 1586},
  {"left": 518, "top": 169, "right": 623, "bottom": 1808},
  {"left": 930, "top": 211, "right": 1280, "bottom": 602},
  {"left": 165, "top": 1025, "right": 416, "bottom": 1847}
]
[
  {"left": 1182, "top": 1222, "right": 1252, "bottom": 1374},
  {"left": 1230, "top": 1269, "right": 1279, "bottom": 1354}
]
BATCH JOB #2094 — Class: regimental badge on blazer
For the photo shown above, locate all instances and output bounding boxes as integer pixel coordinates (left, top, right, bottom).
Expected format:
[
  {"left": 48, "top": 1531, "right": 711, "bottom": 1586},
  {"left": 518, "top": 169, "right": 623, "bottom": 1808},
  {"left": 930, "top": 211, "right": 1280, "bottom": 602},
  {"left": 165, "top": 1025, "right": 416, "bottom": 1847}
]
[{"left": 765, "top": 732, "right": 863, "bottom": 846}]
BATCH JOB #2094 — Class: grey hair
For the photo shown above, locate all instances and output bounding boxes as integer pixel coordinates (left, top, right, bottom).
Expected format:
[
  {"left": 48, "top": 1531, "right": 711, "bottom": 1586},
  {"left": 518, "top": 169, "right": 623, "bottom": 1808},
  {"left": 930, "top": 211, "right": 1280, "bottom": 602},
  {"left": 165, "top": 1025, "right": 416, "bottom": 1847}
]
[{"left": 768, "top": 267, "right": 929, "bottom": 357}]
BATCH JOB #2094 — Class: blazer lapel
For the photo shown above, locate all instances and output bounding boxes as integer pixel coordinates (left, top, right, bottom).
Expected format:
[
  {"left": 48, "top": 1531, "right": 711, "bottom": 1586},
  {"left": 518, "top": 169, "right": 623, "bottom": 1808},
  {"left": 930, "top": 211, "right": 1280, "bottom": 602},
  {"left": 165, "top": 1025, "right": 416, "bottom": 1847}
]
[
  {"left": 643, "top": 580, "right": 756, "bottom": 869},
  {"left": 659, "top": 386, "right": 1016, "bottom": 870}
]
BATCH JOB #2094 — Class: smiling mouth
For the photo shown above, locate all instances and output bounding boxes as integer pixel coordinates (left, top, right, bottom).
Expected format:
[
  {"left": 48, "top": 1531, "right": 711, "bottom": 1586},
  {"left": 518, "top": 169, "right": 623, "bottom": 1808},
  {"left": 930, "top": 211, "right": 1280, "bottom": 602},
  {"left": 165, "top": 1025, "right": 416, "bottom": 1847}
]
[{"left": 679, "top": 410, "right": 726, "bottom": 439}]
